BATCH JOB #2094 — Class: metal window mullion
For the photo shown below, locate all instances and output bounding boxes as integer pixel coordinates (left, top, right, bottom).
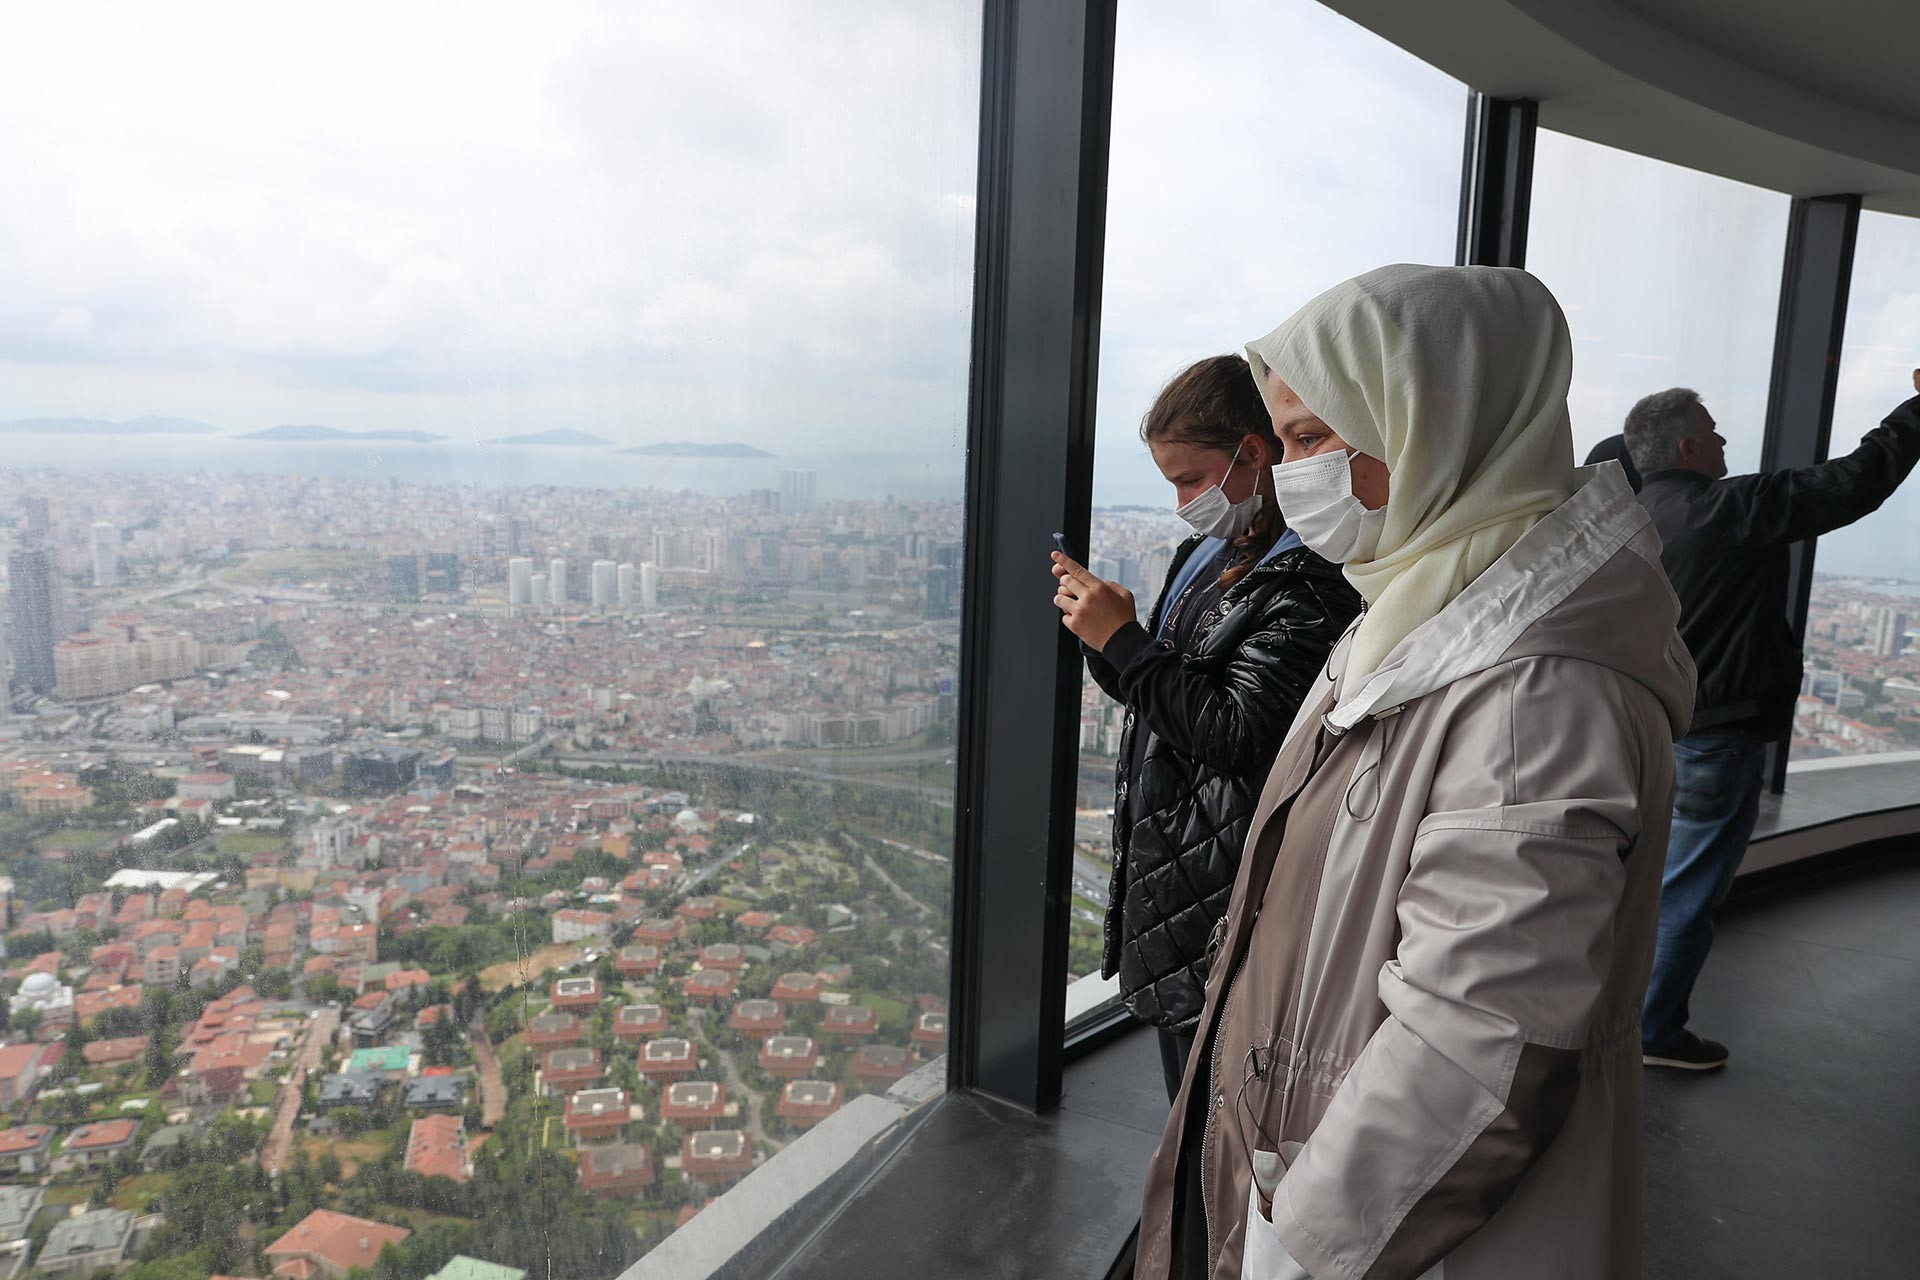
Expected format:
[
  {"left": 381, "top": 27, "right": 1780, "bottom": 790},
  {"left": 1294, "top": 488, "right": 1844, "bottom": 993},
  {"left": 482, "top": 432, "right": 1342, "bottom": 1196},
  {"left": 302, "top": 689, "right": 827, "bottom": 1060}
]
[
  {"left": 1456, "top": 93, "right": 1538, "bottom": 269},
  {"left": 949, "top": 0, "right": 1116, "bottom": 1114},
  {"left": 1758, "top": 193, "right": 1862, "bottom": 791}
]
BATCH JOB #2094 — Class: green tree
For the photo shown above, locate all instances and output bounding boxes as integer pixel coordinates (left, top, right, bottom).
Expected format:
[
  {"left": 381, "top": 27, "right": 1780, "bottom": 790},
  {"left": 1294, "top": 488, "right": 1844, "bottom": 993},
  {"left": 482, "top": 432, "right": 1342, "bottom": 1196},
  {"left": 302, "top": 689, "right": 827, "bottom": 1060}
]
[
  {"left": 146, "top": 1161, "right": 250, "bottom": 1275},
  {"left": 144, "top": 1034, "right": 175, "bottom": 1088},
  {"left": 128, "top": 1258, "right": 210, "bottom": 1280},
  {"left": 453, "top": 977, "right": 482, "bottom": 1029},
  {"left": 422, "top": 1012, "right": 462, "bottom": 1068},
  {"left": 91, "top": 1163, "right": 119, "bottom": 1207},
  {"left": 57, "top": 1023, "right": 90, "bottom": 1079},
  {"left": 318, "top": 1150, "right": 343, "bottom": 1186}
]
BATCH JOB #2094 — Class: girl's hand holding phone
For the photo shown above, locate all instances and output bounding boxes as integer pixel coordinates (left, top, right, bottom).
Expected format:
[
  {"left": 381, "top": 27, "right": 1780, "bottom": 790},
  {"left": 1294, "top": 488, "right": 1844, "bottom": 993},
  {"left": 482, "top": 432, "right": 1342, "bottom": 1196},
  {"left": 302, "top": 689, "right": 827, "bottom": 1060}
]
[{"left": 1050, "top": 551, "right": 1136, "bottom": 651}]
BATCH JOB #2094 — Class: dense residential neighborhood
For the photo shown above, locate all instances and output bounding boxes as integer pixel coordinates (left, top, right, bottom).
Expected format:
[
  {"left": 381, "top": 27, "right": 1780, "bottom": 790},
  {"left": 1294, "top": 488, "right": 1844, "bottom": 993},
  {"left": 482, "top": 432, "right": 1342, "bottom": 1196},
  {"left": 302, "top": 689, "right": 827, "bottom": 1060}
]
[
  {"left": 1, "top": 467, "right": 963, "bottom": 1277},
  {"left": 0, "top": 761, "right": 953, "bottom": 1278}
]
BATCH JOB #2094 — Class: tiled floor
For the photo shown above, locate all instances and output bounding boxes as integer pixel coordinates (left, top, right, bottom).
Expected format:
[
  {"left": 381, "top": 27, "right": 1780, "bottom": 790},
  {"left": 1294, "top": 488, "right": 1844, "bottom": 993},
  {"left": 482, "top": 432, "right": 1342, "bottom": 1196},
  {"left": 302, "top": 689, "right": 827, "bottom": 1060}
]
[
  {"left": 1642, "top": 852, "right": 1920, "bottom": 1278},
  {"left": 774, "top": 851, "right": 1919, "bottom": 1280}
]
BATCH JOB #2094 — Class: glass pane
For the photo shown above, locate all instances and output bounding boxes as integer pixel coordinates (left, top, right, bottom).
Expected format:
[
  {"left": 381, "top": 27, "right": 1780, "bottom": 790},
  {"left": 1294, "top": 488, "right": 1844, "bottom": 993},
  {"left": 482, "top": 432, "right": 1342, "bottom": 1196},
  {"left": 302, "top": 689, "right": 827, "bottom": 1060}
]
[
  {"left": 1067, "top": 0, "right": 1465, "bottom": 1036},
  {"left": 1529, "top": 130, "right": 1791, "bottom": 475},
  {"left": 0, "top": 3, "right": 976, "bottom": 1275},
  {"left": 1794, "top": 210, "right": 1920, "bottom": 761}
]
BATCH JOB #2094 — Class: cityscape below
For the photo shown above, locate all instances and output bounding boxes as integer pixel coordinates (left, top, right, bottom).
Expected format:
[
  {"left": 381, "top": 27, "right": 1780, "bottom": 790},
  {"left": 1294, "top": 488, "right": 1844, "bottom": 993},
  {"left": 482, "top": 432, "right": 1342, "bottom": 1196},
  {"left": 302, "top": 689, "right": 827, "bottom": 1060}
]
[
  {"left": 0, "top": 455, "right": 965, "bottom": 1279},
  {"left": 0, "top": 442, "right": 1913, "bottom": 1279}
]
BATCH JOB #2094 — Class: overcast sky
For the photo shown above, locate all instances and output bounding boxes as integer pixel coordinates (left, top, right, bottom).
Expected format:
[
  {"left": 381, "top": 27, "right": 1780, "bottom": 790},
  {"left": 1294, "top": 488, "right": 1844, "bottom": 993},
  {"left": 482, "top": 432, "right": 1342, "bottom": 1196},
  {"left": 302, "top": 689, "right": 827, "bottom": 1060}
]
[
  {"left": 0, "top": 0, "right": 980, "bottom": 455},
  {"left": 4, "top": 0, "right": 1918, "bottom": 567}
]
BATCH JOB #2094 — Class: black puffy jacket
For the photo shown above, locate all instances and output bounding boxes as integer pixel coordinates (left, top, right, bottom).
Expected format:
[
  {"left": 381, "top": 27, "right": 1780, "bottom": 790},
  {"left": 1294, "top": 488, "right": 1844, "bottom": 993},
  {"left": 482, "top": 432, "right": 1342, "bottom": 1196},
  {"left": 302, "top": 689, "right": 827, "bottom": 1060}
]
[
  {"left": 1083, "top": 536, "right": 1360, "bottom": 1030},
  {"left": 1639, "top": 394, "right": 1920, "bottom": 733}
]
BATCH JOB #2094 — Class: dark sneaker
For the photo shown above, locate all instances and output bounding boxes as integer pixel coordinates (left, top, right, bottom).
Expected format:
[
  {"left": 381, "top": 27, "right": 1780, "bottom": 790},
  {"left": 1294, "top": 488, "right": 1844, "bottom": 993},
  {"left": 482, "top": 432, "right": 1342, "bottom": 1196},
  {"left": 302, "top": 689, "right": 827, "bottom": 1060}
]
[{"left": 1643, "top": 1033, "right": 1729, "bottom": 1071}]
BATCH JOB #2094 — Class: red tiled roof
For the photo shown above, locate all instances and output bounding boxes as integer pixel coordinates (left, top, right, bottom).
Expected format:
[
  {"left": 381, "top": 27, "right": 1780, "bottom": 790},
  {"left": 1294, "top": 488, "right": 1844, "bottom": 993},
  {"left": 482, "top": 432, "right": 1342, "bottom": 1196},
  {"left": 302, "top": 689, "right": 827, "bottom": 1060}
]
[
  {"left": 266, "top": 1209, "right": 410, "bottom": 1273},
  {"left": 82, "top": 1036, "right": 150, "bottom": 1066},
  {"left": 65, "top": 1118, "right": 140, "bottom": 1151},
  {"left": 0, "top": 1044, "right": 48, "bottom": 1079},
  {"left": 0, "top": 1125, "right": 53, "bottom": 1155},
  {"left": 404, "top": 1115, "right": 469, "bottom": 1182},
  {"left": 75, "top": 986, "right": 144, "bottom": 1024}
]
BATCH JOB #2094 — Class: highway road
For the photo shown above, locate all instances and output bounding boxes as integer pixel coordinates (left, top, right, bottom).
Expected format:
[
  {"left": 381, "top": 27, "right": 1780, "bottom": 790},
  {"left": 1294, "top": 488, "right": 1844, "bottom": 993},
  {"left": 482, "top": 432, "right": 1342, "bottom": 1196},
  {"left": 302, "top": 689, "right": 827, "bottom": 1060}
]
[{"left": 549, "top": 750, "right": 955, "bottom": 802}]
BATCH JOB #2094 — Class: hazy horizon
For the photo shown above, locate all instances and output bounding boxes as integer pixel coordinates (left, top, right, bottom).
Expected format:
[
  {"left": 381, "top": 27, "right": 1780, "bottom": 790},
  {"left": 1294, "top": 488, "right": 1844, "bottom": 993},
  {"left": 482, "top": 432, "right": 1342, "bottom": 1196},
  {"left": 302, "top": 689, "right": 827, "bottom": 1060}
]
[{"left": 4, "top": 0, "right": 1918, "bottom": 571}]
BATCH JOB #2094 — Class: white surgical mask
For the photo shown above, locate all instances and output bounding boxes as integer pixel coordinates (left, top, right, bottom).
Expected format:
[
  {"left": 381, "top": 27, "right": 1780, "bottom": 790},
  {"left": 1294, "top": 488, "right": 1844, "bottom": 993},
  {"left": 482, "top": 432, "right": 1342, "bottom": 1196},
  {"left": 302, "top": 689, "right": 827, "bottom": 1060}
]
[
  {"left": 1175, "top": 438, "right": 1264, "bottom": 539},
  {"left": 1271, "top": 448, "right": 1386, "bottom": 563}
]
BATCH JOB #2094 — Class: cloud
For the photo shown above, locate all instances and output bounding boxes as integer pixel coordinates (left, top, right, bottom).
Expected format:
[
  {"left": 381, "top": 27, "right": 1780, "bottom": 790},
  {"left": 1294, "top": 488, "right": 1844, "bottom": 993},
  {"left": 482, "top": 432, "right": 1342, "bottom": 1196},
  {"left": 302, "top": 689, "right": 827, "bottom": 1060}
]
[
  {"left": 47, "top": 307, "right": 94, "bottom": 340},
  {"left": 10, "top": 0, "right": 1914, "bottom": 578},
  {"left": 1090, "top": 0, "right": 1465, "bottom": 503},
  {"left": 0, "top": 0, "right": 979, "bottom": 449}
]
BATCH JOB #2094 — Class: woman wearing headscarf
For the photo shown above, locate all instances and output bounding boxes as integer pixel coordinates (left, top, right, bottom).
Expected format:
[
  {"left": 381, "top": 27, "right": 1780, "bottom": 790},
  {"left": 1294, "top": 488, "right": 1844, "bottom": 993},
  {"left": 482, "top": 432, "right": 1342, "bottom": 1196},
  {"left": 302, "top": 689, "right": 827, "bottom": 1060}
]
[{"left": 1134, "top": 265, "right": 1696, "bottom": 1280}]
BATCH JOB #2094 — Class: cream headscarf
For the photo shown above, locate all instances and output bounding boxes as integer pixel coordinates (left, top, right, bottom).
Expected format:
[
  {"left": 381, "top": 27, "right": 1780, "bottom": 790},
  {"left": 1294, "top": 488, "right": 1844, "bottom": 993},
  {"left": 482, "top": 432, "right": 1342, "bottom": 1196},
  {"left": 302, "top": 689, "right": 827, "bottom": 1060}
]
[{"left": 1247, "top": 264, "right": 1576, "bottom": 684}]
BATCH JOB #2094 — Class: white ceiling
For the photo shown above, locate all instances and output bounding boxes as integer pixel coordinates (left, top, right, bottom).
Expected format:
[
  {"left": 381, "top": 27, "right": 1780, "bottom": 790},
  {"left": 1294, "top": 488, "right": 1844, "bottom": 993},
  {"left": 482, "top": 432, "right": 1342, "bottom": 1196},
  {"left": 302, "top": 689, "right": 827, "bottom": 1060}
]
[{"left": 1323, "top": 0, "right": 1920, "bottom": 215}]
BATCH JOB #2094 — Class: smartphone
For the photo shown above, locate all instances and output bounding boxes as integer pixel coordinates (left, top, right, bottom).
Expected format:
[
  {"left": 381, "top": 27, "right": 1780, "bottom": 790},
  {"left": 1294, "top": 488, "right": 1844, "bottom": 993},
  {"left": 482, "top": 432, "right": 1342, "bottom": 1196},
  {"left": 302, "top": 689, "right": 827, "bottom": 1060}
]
[{"left": 1051, "top": 532, "right": 1078, "bottom": 560}]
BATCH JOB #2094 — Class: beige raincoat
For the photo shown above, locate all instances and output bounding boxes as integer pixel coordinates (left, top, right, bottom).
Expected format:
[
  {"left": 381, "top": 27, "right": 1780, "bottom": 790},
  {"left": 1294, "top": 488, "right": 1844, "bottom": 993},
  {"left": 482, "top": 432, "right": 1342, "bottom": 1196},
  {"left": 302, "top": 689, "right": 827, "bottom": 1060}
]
[{"left": 1137, "top": 266, "right": 1696, "bottom": 1279}]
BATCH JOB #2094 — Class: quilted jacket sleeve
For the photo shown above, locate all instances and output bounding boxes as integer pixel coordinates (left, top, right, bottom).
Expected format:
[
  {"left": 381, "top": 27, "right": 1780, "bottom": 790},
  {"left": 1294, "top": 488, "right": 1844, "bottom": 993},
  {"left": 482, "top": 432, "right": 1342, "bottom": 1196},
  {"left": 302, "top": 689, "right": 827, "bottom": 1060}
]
[{"left": 1102, "top": 554, "right": 1357, "bottom": 776}]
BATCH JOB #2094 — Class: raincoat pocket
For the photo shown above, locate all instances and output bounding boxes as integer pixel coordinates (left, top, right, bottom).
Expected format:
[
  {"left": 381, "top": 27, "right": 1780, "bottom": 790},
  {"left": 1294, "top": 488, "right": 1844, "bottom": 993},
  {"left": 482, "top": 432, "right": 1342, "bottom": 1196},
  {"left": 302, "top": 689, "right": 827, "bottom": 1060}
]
[
  {"left": 1243, "top": 1142, "right": 1444, "bottom": 1280},
  {"left": 1243, "top": 1143, "right": 1307, "bottom": 1280}
]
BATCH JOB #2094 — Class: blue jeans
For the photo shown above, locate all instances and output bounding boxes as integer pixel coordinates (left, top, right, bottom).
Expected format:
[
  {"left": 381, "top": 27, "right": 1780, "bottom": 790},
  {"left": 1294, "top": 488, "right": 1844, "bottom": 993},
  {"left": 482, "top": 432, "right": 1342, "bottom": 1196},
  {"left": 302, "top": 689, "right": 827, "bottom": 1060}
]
[{"left": 1641, "top": 728, "right": 1767, "bottom": 1051}]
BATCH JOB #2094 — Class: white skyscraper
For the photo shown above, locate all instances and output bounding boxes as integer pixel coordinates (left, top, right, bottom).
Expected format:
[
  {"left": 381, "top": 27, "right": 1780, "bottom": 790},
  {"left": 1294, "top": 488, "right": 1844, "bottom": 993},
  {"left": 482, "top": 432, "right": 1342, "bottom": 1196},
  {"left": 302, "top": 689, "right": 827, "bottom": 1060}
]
[
  {"left": 650, "top": 531, "right": 670, "bottom": 569},
  {"left": 549, "top": 558, "right": 568, "bottom": 606},
  {"left": 705, "top": 533, "right": 726, "bottom": 577},
  {"left": 639, "top": 562, "right": 660, "bottom": 611},
  {"left": 779, "top": 470, "right": 818, "bottom": 515},
  {"left": 617, "top": 563, "right": 635, "bottom": 607},
  {"left": 508, "top": 558, "right": 533, "bottom": 605},
  {"left": 529, "top": 572, "right": 547, "bottom": 606},
  {"left": 591, "top": 560, "right": 617, "bottom": 608},
  {"left": 90, "top": 522, "right": 119, "bottom": 587}
]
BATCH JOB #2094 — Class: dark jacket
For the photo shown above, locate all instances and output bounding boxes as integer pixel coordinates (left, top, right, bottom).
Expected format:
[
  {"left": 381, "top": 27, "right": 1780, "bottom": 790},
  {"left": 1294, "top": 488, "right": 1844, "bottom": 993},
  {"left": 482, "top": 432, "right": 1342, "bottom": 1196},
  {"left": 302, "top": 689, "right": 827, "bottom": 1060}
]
[
  {"left": 1638, "top": 393, "right": 1920, "bottom": 733},
  {"left": 1084, "top": 535, "right": 1360, "bottom": 1030},
  {"left": 1584, "top": 434, "right": 1642, "bottom": 491}
]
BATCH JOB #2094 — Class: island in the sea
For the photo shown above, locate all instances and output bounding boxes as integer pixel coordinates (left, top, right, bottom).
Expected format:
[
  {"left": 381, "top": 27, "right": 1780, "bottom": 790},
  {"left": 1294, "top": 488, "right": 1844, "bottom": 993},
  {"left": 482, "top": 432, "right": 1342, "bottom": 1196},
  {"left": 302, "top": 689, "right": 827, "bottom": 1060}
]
[
  {"left": 482, "top": 429, "right": 611, "bottom": 447},
  {"left": 0, "top": 415, "right": 221, "bottom": 435},
  {"left": 622, "top": 441, "right": 775, "bottom": 458},
  {"left": 242, "top": 424, "right": 447, "bottom": 443}
]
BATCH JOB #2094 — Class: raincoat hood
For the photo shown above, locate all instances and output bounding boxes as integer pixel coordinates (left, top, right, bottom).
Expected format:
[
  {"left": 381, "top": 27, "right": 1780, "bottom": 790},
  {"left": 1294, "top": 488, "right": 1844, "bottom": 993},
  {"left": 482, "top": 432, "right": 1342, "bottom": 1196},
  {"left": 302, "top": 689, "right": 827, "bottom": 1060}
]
[{"left": 1326, "top": 459, "right": 1695, "bottom": 738}]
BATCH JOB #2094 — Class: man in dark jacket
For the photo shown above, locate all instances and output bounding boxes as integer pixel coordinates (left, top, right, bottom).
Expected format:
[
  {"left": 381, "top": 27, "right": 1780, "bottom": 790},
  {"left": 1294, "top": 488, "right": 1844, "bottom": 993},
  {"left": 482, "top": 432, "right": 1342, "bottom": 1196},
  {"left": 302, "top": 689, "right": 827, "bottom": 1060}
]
[{"left": 1628, "top": 372, "right": 1920, "bottom": 1070}]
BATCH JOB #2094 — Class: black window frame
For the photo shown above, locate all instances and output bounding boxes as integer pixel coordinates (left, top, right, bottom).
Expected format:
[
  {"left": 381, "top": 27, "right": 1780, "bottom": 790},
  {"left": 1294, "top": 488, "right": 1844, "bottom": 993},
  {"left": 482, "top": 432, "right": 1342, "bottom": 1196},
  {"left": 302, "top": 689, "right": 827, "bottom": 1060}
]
[
  {"left": 1759, "top": 195, "right": 1863, "bottom": 790},
  {"left": 945, "top": 8, "right": 1870, "bottom": 1128},
  {"left": 948, "top": 0, "right": 1119, "bottom": 1113}
]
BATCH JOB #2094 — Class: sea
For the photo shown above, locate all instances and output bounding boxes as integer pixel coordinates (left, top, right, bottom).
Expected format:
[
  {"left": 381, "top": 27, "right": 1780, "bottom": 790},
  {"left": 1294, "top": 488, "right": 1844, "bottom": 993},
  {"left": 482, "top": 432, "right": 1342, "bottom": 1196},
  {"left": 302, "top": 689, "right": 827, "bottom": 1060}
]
[
  {"left": 0, "top": 431, "right": 1175, "bottom": 508},
  {"left": 0, "top": 432, "right": 962, "bottom": 504}
]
